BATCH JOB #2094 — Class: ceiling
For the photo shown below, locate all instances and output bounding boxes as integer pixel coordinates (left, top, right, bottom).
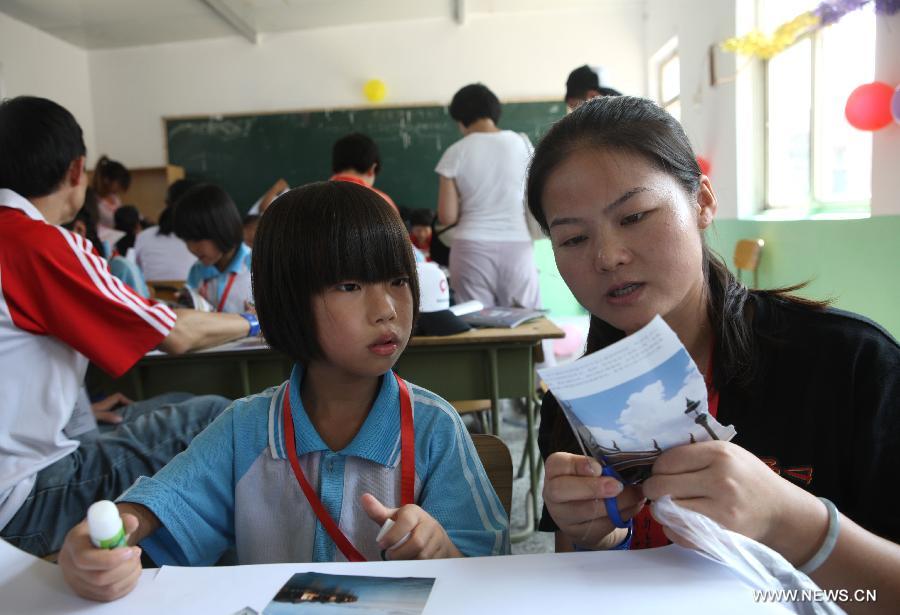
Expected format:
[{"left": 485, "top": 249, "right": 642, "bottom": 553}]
[{"left": 0, "top": 0, "right": 619, "bottom": 50}]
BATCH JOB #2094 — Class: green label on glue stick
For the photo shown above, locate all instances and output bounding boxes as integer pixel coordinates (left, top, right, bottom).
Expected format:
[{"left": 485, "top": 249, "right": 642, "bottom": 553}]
[{"left": 97, "top": 526, "right": 127, "bottom": 549}]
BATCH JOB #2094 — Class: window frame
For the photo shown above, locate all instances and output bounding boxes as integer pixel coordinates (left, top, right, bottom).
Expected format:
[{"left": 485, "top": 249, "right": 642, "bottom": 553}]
[{"left": 761, "top": 9, "right": 873, "bottom": 217}]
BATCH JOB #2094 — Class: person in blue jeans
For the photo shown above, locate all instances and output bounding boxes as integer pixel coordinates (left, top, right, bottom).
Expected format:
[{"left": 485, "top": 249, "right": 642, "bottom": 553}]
[{"left": 0, "top": 96, "right": 256, "bottom": 558}]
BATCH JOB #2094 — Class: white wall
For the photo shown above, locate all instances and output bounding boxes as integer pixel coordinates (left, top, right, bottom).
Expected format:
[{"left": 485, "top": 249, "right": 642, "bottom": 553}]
[
  {"left": 0, "top": 12, "right": 96, "bottom": 157},
  {"left": 643, "top": 0, "right": 740, "bottom": 218},
  {"left": 88, "top": 4, "right": 646, "bottom": 169},
  {"left": 871, "top": 11, "right": 900, "bottom": 216}
]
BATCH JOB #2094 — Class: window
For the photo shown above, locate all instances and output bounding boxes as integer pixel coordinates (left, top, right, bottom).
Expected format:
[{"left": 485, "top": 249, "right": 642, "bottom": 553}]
[
  {"left": 651, "top": 37, "right": 680, "bottom": 121},
  {"left": 659, "top": 50, "right": 681, "bottom": 120},
  {"left": 762, "top": 1, "right": 875, "bottom": 215}
]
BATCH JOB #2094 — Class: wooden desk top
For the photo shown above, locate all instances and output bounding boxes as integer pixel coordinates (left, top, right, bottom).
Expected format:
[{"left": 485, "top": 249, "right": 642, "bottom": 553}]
[
  {"left": 408, "top": 316, "right": 565, "bottom": 347},
  {"left": 141, "top": 318, "right": 566, "bottom": 361}
]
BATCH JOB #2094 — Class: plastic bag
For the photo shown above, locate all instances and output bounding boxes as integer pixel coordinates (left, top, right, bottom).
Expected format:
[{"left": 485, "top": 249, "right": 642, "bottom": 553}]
[{"left": 651, "top": 496, "right": 844, "bottom": 615}]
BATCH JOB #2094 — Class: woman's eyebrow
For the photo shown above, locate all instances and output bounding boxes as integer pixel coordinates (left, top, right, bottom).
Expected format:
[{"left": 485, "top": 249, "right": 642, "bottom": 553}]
[
  {"left": 605, "top": 187, "right": 650, "bottom": 213},
  {"left": 548, "top": 187, "right": 651, "bottom": 229}
]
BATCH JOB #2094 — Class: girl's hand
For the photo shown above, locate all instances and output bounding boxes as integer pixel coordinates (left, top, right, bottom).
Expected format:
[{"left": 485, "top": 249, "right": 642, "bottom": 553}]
[
  {"left": 642, "top": 440, "right": 828, "bottom": 565},
  {"left": 360, "top": 493, "right": 463, "bottom": 560},
  {"left": 543, "top": 452, "right": 645, "bottom": 550},
  {"left": 59, "top": 513, "right": 143, "bottom": 602}
]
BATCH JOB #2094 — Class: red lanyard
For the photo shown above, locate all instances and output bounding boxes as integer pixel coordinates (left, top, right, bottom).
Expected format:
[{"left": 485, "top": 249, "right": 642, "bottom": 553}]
[
  {"left": 215, "top": 272, "right": 237, "bottom": 312},
  {"left": 281, "top": 372, "right": 415, "bottom": 562}
]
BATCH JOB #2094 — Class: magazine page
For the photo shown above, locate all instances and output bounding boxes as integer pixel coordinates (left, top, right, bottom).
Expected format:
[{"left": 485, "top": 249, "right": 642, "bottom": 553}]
[{"left": 537, "top": 315, "right": 736, "bottom": 483}]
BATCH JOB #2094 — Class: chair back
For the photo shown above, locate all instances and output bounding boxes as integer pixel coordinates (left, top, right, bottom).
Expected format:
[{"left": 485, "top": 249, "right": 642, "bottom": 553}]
[
  {"left": 146, "top": 279, "right": 184, "bottom": 303},
  {"left": 733, "top": 238, "right": 765, "bottom": 288},
  {"left": 471, "top": 434, "right": 513, "bottom": 520}
]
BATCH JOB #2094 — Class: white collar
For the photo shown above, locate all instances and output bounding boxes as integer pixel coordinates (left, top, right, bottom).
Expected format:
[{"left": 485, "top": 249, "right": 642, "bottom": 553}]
[{"left": 0, "top": 188, "right": 47, "bottom": 222}]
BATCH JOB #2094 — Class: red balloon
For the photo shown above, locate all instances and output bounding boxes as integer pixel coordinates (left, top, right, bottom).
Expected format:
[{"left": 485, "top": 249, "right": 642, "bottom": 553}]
[
  {"left": 845, "top": 82, "right": 894, "bottom": 131},
  {"left": 696, "top": 156, "right": 712, "bottom": 175}
]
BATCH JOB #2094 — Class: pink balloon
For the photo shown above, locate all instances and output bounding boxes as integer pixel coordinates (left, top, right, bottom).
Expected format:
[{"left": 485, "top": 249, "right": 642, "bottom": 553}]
[
  {"left": 696, "top": 156, "right": 712, "bottom": 175},
  {"left": 892, "top": 86, "right": 900, "bottom": 125},
  {"left": 553, "top": 324, "right": 585, "bottom": 358},
  {"left": 845, "top": 82, "right": 894, "bottom": 131}
]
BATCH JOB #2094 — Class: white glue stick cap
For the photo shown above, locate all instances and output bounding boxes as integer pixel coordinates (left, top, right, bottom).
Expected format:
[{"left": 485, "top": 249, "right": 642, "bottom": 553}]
[{"left": 87, "top": 500, "right": 124, "bottom": 545}]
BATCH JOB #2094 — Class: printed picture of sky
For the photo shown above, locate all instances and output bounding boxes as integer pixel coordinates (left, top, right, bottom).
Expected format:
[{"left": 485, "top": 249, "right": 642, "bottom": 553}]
[{"left": 565, "top": 348, "right": 729, "bottom": 454}]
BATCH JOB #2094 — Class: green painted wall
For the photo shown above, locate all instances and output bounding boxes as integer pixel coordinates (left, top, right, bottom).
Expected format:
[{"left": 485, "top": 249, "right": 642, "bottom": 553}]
[{"left": 536, "top": 216, "right": 900, "bottom": 339}]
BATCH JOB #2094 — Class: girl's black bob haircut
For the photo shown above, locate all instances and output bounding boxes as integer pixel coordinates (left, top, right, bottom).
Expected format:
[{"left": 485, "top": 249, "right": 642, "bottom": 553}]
[
  {"left": 172, "top": 183, "right": 243, "bottom": 253},
  {"left": 252, "top": 181, "right": 420, "bottom": 364}
]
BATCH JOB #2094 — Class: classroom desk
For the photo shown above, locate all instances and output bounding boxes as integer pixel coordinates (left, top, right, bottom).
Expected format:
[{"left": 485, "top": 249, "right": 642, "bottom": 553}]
[{"left": 87, "top": 318, "right": 564, "bottom": 537}]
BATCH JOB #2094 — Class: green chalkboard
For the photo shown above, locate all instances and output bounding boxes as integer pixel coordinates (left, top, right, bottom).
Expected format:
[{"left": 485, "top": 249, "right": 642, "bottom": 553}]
[{"left": 165, "top": 101, "right": 565, "bottom": 213}]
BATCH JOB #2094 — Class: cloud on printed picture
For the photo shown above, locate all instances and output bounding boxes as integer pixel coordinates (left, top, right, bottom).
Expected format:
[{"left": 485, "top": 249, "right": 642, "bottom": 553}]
[{"left": 571, "top": 351, "right": 712, "bottom": 451}]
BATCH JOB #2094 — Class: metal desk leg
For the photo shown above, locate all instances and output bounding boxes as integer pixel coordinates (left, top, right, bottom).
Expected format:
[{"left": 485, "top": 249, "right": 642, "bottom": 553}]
[
  {"left": 239, "top": 359, "right": 251, "bottom": 398},
  {"left": 488, "top": 348, "right": 500, "bottom": 436},
  {"left": 511, "top": 349, "right": 539, "bottom": 543}
]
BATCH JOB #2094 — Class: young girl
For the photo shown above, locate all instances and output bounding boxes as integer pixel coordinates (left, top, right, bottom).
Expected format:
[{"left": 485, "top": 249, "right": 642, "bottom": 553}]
[
  {"left": 173, "top": 183, "right": 253, "bottom": 313},
  {"left": 529, "top": 96, "right": 900, "bottom": 606},
  {"left": 59, "top": 181, "right": 508, "bottom": 602},
  {"left": 91, "top": 155, "right": 131, "bottom": 231}
]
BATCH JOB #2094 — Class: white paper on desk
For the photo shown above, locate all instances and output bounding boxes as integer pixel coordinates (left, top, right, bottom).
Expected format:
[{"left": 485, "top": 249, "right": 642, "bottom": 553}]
[
  {"left": 0, "top": 537, "right": 159, "bottom": 615},
  {"left": 148, "top": 547, "right": 788, "bottom": 615},
  {"left": 538, "top": 315, "right": 736, "bottom": 482},
  {"left": 145, "top": 336, "right": 271, "bottom": 357}
]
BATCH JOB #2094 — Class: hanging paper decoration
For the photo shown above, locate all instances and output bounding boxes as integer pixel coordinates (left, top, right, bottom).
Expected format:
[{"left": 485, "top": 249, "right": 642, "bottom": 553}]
[
  {"left": 721, "top": 12, "right": 819, "bottom": 60},
  {"left": 721, "top": 0, "right": 899, "bottom": 60},
  {"left": 363, "top": 79, "right": 387, "bottom": 103},
  {"left": 845, "top": 82, "right": 895, "bottom": 130},
  {"left": 892, "top": 86, "right": 900, "bottom": 125}
]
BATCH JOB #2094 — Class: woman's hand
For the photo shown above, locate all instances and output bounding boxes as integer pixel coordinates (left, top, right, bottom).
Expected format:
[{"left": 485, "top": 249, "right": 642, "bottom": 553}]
[
  {"left": 543, "top": 452, "right": 645, "bottom": 550},
  {"left": 643, "top": 440, "right": 828, "bottom": 565},
  {"left": 361, "top": 493, "right": 463, "bottom": 560}
]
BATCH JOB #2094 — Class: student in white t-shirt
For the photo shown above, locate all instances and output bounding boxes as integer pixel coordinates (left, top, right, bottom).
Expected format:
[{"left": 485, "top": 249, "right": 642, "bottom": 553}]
[
  {"left": 134, "top": 179, "right": 201, "bottom": 282},
  {"left": 434, "top": 83, "right": 542, "bottom": 310}
]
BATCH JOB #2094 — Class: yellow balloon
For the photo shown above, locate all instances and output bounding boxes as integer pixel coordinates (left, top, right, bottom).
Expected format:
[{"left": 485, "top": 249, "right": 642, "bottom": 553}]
[{"left": 364, "top": 79, "right": 387, "bottom": 103}]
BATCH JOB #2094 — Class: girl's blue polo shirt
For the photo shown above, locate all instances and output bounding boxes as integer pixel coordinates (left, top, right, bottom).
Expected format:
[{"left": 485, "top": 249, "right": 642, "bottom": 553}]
[
  {"left": 185, "top": 243, "right": 252, "bottom": 313},
  {"left": 119, "top": 365, "right": 509, "bottom": 565}
]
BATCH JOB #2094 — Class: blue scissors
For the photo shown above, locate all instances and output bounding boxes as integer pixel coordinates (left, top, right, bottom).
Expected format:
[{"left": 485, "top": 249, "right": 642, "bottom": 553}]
[{"left": 598, "top": 457, "right": 629, "bottom": 529}]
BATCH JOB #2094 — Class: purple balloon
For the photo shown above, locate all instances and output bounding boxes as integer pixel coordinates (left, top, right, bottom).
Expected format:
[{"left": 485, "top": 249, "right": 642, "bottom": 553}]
[{"left": 893, "top": 86, "right": 900, "bottom": 125}]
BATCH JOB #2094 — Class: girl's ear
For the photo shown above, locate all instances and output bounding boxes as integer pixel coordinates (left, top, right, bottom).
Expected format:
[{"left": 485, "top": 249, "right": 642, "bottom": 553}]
[{"left": 696, "top": 175, "right": 718, "bottom": 230}]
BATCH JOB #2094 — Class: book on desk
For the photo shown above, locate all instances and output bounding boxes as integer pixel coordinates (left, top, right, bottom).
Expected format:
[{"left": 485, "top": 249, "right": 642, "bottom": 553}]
[{"left": 459, "top": 306, "right": 548, "bottom": 329}]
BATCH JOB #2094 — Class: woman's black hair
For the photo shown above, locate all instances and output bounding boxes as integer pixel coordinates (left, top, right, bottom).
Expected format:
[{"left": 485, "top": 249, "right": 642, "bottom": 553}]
[
  {"left": 449, "top": 84, "right": 502, "bottom": 127},
  {"left": 172, "top": 183, "right": 243, "bottom": 253},
  {"left": 0, "top": 96, "right": 86, "bottom": 199},
  {"left": 526, "top": 96, "right": 829, "bottom": 455},
  {"left": 114, "top": 205, "right": 141, "bottom": 255},
  {"left": 92, "top": 155, "right": 131, "bottom": 193},
  {"left": 332, "top": 133, "right": 382, "bottom": 175},
  {"left": 158, "top": 178, "right": 199, "bottom": 235},
  {"left": 252, "top": 181, "right": 420, "bottom": 364}
]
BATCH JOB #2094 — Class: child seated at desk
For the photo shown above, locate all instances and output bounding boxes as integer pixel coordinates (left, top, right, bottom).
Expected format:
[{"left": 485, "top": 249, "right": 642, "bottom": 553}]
[
  {"left": 59, "top": 181, "right": 509, "bottom": 602},
  {"left": 174, "top": 183, "right": 253, "bottom": 313}
]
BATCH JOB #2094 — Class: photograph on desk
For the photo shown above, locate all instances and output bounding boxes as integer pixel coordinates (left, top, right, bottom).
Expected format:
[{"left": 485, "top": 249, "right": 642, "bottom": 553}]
[
  {"left": 538, "top": 316, "right": 736, "bottom": 484},
  {"left": 262, "top": 572, "right": 434, "bottom": 615}
]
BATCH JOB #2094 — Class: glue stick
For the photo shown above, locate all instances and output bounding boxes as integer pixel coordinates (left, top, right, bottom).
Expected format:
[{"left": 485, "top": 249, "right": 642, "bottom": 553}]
[{"left": 87, "top": 500, "right": 127, "bottom": 549}]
